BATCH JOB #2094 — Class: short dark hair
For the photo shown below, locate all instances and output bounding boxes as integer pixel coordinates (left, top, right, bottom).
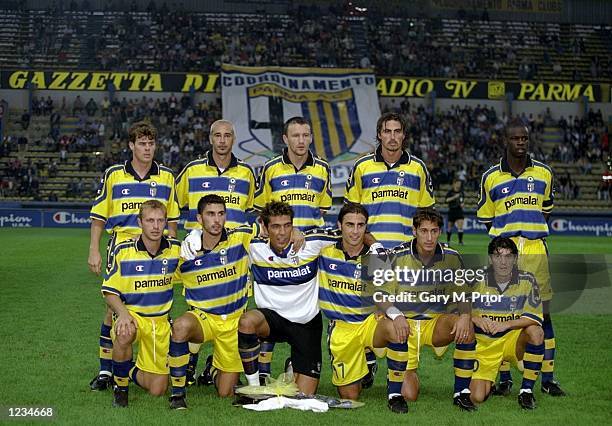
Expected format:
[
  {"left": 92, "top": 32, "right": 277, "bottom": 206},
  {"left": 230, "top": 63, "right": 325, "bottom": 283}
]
[
  {"left": 504, "top": 117, "right": 529, "bottom": 139},
  {"left": 283, "top": 116, "right": 311, "bottom": 136},
  {"left": 128, "top": 120, "right": 157, "bottom": 144},
  {"left": 338, "top": 202, "right": 368, "bottom": 224},
  {"left": 488, "top": 236, "right": 518, "bottom": 255},
  {"left": 197, "top": 194, "right": 226, "bottom": 215},
  {"left": 259, "top": 201, "right": 294, "bottom": 227},
  {"left": 413, "top": 207, "right": 443, "bottom": 229}
]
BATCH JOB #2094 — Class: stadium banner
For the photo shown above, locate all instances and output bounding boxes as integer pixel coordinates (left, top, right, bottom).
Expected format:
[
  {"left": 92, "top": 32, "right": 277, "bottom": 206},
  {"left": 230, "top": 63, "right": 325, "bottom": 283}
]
[
  {"left": 322, "top": 213, "right": 612, "bottom": 237},
  {"left": 43, "top": 210, "right": 91, "bottom": 228},
  {"left": 221, "top": 64, "right": 381, "bottom": 168},
  {"left": 0, "top": 209, "right": 42, "bottom": 228},
  {"left": 1, "top": 70, "right": 606, "bottom": 102}
]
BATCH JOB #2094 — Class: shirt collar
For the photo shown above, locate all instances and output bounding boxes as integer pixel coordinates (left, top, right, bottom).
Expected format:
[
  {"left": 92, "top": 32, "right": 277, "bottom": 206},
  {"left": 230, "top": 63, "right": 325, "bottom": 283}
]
[
  {"left": 199, "top": 228, "right": 229, "bottom": 254},
  {"left": 282, "top": 148, "right": 314, "bottom": 170},
  {"left": 499, "top": 154, "right": 533, "bottom": 177},
  {"left": 374, "top": 145, "right": 411, "bottom": 168},
  {"left": 335, "top": 240, "right": 370, "bottom": 260},
  {"left": 125, "top": 160, "right": 159, "bottom": 181},
  {"left": 486, "top": 266, "right": 520, "bottom": 293},
  {"left": 207, "top": 150, "right": 238, "bottom": 171},
  {"left": 136, "top": 235, "right": 170, "bottom": 258},
  {"left": 411, "top": 238, "right": 444, "bottom": 267}
]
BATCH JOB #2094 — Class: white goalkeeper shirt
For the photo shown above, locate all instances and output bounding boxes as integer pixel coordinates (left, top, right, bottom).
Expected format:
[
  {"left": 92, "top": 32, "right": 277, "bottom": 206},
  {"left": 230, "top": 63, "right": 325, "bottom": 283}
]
[{"left": 250, "top": 232, "right": 337, "bottom": 324}]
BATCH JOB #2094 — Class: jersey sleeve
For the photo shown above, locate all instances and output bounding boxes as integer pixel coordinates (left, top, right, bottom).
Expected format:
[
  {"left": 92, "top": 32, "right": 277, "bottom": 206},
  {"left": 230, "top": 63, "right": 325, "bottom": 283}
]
[
  {"left": 303, "top": 228, "right": 341, "bottom": 254},
  {"left": 245, "top": 165, "right": 257, "bottom": 212},
  {"left": 344, "top": 162, "right": 363, "bottom": 203},
  {"left": 418, "top": 163, "right": 435, "bottom": 207},
  {"left": 521, "top": 280, "right": 543, "bottom": 325},
  {"left": 167, "top": 176, "right": 181, "bottom": 222},
  {"left": 90, "top": 168, "right": 114, "bottom": 222},
  {"left": 253, "top": 163, "right": 271, "bottom": 210},
  {"left": 542, "top": 169, "right": 554, "bottom": 214},
  {"left": 477, "top": 173, "right": 495, "bottom": 223},
  {"left": 320, "top": 162, "right": 332, "bottom": 210},
  {"left": 175, "top": 164, "right": 190, "bottom": 210},
  {"left": 101, "top": 248, "right": 123, "bottom": 298}
]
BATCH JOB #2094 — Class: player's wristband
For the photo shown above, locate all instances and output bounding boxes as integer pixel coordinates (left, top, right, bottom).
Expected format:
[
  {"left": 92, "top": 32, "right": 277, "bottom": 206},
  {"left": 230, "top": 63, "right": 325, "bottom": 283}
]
[{"left": 386, "top": 306, "right": 404, "bottom": 321}]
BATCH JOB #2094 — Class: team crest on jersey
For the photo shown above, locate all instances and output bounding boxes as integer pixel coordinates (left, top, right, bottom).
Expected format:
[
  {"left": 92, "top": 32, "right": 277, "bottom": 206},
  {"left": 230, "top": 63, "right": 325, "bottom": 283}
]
[
  {"left": 510, "top": 296, "right": 517, "bottom": 312},
  {"left": 354, "top": 263, "right": 362, "bottom": 280},
  {"left": 305, "top": 174, "right": 313, "bottom": 189},
  {"left": 219, "top": 249, "right": 228, "bottom": 265},
  {"left": 289, "top": 249, "right": 299, "bottom": 265},
  {"left": 228, "top": 178, "right": 236, "bottom": 193},
  {"left": 527, "top": 176, "right": 535, "bottom": 192},
  {"left": 396, "top": 170, "right": 405, "bottom": 186},
  {"left": 149, "top": 181, "right": 157, "bottom": 197}
]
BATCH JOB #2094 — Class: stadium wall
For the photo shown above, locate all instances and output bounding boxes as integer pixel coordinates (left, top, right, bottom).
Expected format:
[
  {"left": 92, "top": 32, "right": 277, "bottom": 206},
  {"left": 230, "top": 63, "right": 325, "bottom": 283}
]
[{"left": 1, "top": 206, "right": 611, "bottom": 237}]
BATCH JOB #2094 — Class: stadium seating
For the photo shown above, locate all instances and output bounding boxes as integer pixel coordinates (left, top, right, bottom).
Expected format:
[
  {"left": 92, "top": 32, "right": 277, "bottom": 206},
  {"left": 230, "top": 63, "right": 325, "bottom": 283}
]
[{"left": 0, "top": 8, "right": 609, "bottom": 80}]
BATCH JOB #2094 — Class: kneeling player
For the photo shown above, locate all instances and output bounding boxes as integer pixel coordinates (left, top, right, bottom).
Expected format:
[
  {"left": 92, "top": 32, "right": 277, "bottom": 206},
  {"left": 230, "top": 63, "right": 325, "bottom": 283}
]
[
  {"left": 470, "top": 237, "right": 545, "bottom": 410},
  {"left": 319, "top": 203, "right": 409, "bottom": 413},
  {"left": 391, "top": 208, "right": 477, "bottom": 411},
  {"left": 101, "top": 200, "right": 181, "bottom": 407},
  {"left": 168, "top": 195, "right": 256, "bottom": 409}
]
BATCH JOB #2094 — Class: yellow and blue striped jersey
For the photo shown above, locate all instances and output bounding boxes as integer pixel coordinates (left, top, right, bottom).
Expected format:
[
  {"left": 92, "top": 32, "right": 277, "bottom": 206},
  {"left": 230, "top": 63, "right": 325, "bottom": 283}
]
[
  {"left": 90, "top": 161, "right": 180, "bottom": 238},
  {"left": 177, "top": 225, "right": 255, "bottom": 316},
  {"left": 391, "top": 240, "right": 463, "bottom": 319},
  {"left": 477, "top": 156, "right": 554, "bottom": 239},
  {"left": 471, "top": 268, "right": 543, "bottom": 338},
  {"left": 344, "top": 147, "right": 435, "bottom": 248},
  {"left": 318, "top": 241, "right": 373, "bottom": 323},
  {"left": 254, "top": 149, "right": 332, "bottom": 231},
  {"left": 101, "top": 236, "right": 181, "bottom": 317},
  {"left": 176, "top": 151, "right": 256, "bottom": 230}
]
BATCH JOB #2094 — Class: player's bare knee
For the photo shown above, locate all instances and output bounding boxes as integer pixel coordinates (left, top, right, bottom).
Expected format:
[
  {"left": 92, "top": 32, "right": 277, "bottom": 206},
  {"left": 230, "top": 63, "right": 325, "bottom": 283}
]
[
  {"left": 171, "top": 317, "right": 192, "bottom": 342},
  {"left": 238, "top": 313, "right": 258, "bottom": 334},
  {"left": 526, "top": 324, "right": 544, "bottom": 345},
  {"left": 338, "top": 387, "right": 360, "bottom": 401},
  {"left": 115, "top": 330, "right": 135, "bottom": 346},
  {"left": 217, "top": 387, "right": 234, "bottom": 398},
  {"left": 470, "top": 389, "right": 486, "bottom": 403},
  {"left": 148, "top": 381, "right": 167, "bottom": 397}
]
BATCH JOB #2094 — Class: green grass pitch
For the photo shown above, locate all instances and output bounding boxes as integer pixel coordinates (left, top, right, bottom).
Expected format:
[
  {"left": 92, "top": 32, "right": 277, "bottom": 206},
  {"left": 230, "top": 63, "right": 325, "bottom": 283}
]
[{"left": 0, "top": 229, "right": 610, "bottom": 425}]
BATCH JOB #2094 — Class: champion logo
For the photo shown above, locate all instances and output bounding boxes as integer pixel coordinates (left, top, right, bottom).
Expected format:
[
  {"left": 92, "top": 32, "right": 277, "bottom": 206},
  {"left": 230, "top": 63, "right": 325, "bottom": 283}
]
[
  {"left": 202, "top": 181, "right": 211, "bottom": 188},
  {"left": 135, "top": 265, "right": 144, "bottom": 272},
  {"left": 195, "top": 259, "right": 203, "bottom": 266},
  {"left": 501, "top": 187, "right": 510, "bottom": 194},
  {"left": 121, "top": 188, "right": 130, "bottom": 195},
  {"left": 280, "top": 180, "right": 289, "bottom": 187},
  {"left": 372, "top": 177, "right": 381, "bottom": 184},
  {"left": 329, "top": 263, "right": 338, "bottom": 270}
]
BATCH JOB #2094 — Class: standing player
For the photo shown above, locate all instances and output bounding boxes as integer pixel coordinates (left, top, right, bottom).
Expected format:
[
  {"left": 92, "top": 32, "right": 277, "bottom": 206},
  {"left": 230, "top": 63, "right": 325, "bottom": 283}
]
[
  {"left": 445, "top": 179, "right": 465, "bottom": 245},
  {"left": 176, "top": 119, "right": 256, "bottom": 230},
  {"left": 391, "top": 208, "right": 477, "bottom": 411},
  {"left": 470, "top": 237, "right": 545, "bottom": 410},
  {"left": 345, "top": 112, "right": 435, "bottom": 249},
  {"left": 477, "top": 118, "right": 564, "bottom": 396},
  {"left": 101, "top": 200, "right": 181, "bottom": 407},
  {"left": 319, "top": 202, "right": 410, "bottom": 413},
  {"left": 175, "top": 119, "right": 256, "bottom": 385},
  {"left": 167, "top": 195, "right": 256, "bottom": 409},
  {"left": 253, "top": 116, "right": 332, "bottom": 380},
  {"left": 344, "top": 112, "right": 435, "bottom": 386},
  {"left": 88, "top": 121, "right": 180, "bottom": 391},
  {"left": 254, "top": 116, "right": 332, "bottom": 231}
]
